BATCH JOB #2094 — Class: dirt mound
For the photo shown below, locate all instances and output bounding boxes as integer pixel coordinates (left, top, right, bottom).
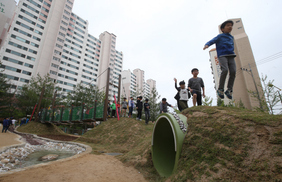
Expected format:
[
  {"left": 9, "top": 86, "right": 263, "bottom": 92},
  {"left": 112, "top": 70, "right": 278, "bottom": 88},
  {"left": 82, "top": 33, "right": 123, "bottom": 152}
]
[{"left": 165, "top": 106, "right": 282, "bottom": 181}]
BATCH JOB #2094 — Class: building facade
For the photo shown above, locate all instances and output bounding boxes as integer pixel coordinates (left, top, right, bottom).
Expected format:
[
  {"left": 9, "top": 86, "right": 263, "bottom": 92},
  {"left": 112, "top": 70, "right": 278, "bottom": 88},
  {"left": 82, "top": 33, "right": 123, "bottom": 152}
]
[
  {"left": 121, "top": 69, "right": 136, "bottom": 100},
  {"left": 133, "top": 68, "right": 145, "bottom": 95},
  {"left": 146, "top": 79, "right": 156, "bottom": 93},
  {"left": 122, "top": 68, "right": 156, "bottom": 100},
  {"left": 0, "top": 0, "right": 123, "bottom": 97},
  {"left": 0, "top": 0, "right": 17, "bottom": 47},
  {"left": 209, "top": 18, "right": 263, "bottom": 109}
]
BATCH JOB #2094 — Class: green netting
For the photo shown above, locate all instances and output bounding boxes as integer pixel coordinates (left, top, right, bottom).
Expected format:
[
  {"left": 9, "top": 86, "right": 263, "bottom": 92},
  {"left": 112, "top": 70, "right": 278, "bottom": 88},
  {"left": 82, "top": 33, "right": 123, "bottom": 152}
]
[
  {"left": 53, "top": 108, "right": 62, "bottom": 122},
  {"left": 40, "top": 109, "right": 46, "bottom": 121},
  {"left": 62, "top": 108, "right": 71, "bottom": 122},
  {"left": 40, "top": 103, "right": 105, "bottom": 122},
  {"left": 72, "top": 106, "right": 82, "bottom": 121},
  {"left": 83, "top": 105, "right": 94, "bottom": 120},
  {"left": 95, "top": 104, "right": 104, "bottom": 118},
  {"left": 45, "top": 109, "right": 52, "bottom": 122}
]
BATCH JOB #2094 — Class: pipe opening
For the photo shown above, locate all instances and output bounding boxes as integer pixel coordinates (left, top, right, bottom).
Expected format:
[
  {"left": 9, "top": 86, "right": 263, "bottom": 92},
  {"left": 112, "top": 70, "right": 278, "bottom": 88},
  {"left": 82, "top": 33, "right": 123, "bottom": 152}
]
[{"left": 152, "top": 117, "right": 176, "bottom": 177}]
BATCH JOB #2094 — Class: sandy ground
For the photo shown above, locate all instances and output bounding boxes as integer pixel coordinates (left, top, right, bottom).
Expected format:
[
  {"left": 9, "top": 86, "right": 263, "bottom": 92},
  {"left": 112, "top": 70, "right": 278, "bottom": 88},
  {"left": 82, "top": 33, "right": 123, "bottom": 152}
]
[
  {"left": 0, "top": 154, "right": 146, "bottom": 182},
  {"left": 0, "top": 125, "right": 146, "bottom": 182},
  {"left": 0, "top": 125, "right": 22, "bottom": 148}
]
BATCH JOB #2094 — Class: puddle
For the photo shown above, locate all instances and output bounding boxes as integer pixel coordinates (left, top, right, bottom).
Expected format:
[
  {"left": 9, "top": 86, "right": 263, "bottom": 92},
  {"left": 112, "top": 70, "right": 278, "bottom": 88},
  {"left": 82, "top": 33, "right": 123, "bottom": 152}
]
[{"left": 17, "top": 150, "right": 76, "bottom": 169}]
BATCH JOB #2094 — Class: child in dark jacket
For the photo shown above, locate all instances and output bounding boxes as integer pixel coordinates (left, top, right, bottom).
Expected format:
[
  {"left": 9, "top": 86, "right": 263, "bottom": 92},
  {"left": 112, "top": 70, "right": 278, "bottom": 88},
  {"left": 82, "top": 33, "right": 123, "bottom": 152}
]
[
  {"left": 203, "top": 20, "right": 236, "bottom": 100},
  {"left": 174, "top": 78, "right": 190, "bottom": 111},
  {"left": 136, "top": 96, "right": 143, "bottom": 121}
]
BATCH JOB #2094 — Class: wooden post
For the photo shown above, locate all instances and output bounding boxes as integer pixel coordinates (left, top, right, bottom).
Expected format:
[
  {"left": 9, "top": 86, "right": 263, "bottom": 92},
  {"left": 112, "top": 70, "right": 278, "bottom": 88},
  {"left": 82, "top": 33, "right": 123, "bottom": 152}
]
[
  {"left": 93, "top": 100, "right": 97, "bottom": 121},
  {"left": 103, "top": 67, "right": 111, "bottom": 121},
  {"left": 118, "top": 74, "right": 121, "bottom": 104},
  {"left": 35, "top": 86, "right": 45, "bottom": 122},
  {"left": 51, "top": 90, "right": 57, "bottom": 122}
]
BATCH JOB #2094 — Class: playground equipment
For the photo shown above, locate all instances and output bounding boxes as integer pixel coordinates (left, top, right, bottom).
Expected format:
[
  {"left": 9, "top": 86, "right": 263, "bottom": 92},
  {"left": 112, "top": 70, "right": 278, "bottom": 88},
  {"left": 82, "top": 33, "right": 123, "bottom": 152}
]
[
  {"left": 151, "top": 112, "right": 188, "bottom": 177},
  {"left": 40, "top": 103, "right": 104, "bottom": 123}
]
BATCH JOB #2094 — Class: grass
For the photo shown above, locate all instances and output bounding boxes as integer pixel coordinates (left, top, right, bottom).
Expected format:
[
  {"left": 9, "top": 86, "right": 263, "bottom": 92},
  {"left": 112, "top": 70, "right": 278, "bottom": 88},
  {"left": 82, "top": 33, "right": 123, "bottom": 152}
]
[
  {"left": 17, "top": 121, "right": 66, "bottom": 135},
  {"left": 18, "top": 106, "right": 282, "bottom": 181}
]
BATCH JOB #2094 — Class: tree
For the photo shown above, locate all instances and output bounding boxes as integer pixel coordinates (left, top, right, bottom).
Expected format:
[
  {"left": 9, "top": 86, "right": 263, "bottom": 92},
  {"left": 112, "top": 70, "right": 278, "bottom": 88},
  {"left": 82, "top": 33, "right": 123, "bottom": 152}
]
[
  {"left": 147, "top": 87, "right": 161, "bottom": 121},
  {"left": 66, "top": 82, "right": 105, "bottom": 107},
  {"left": 203, "top": 96, "right": 213, "bottom": 106},
  {"left": 17, "top": 74, "right": 57, "bottom": 116},
  {"left": 0, "top": 61, "right": 17, "bottom": 117},
  {"left": 260, "top": 75, "right": 281, "bottom": 114}
]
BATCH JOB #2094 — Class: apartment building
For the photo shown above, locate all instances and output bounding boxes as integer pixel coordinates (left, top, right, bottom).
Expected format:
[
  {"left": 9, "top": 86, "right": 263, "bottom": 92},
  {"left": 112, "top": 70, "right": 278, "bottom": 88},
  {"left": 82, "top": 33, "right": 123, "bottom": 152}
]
[{"left": 0, "top": 0, "right": 123, "bottom": 97}]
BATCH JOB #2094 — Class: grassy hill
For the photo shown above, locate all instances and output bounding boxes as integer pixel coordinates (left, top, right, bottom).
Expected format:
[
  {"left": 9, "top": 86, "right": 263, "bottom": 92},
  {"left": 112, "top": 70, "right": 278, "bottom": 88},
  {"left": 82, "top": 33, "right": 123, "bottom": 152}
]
[
  {"left": 17, "top": 121, "right": 66, "bottom": 135},
  {"left": 18, "top": 107, "right": 282, "bottom": 181}
]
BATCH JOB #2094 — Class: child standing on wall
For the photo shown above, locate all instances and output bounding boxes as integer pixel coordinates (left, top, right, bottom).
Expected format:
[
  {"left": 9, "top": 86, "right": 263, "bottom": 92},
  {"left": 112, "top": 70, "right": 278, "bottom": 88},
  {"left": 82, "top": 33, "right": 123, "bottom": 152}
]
[
  {"left": 203, "top": 20, "right": 236, "bottom": 99},
  {"left": 188, "top": 68, "right": 205, "bottom": 107}
]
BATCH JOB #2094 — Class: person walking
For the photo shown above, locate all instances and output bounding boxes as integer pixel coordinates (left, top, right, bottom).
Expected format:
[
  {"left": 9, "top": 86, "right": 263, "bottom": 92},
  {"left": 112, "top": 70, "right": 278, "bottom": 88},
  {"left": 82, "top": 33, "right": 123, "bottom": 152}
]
[
  {"left": 144, "top": 99, "right": 150, "bottom": 125},
  {"left": 2, "top": 117, "right": 10, "bottom": 133}
]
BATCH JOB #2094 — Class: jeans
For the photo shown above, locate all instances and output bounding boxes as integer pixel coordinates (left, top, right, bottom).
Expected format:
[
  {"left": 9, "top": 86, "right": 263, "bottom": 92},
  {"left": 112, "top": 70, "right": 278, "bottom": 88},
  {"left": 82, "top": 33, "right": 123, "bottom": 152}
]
[
  {"left": 137, "top": 109, "right": 142, "bottom": 119},
  {"left": 145, "top": 110, "right": 150, "bottom": 124},
  {"left": 218, "top": 56, "right": 236, "bottom": 91},
  {"left": 2, "top": 126, "right": 9, "bottom": 133},
  {"left": 128, "top": 107, "right": 133, "bottom": 117}
]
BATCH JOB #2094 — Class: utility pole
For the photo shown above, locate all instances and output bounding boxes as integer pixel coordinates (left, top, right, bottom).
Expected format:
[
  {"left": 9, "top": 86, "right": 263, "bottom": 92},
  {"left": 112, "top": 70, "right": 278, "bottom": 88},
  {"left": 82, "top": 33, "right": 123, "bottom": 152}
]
[
  {"left": 35, "top": 85, "right": 45, "bottom": 122},
  {"left": 248, "top": 63, "right": 263, "bottom": 110},
  {"left": 118, "top": 74, "right": 121, "bottom": 103},
  {"left": 103, "top": 67, "right": 110, "bottom": 121}
]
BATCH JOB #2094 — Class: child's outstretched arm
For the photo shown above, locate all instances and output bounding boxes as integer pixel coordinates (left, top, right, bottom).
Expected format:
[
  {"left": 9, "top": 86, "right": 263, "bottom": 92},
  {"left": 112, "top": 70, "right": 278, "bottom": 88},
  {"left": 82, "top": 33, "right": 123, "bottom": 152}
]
[{"left": 203, "top": 35, "right": 220, "bottom": 50}]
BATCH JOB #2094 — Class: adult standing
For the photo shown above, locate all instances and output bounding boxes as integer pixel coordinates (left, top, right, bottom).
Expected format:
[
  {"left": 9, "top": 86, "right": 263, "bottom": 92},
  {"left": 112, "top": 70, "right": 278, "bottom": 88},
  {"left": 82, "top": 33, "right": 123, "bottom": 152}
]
[
  {"left": 121, "top": 98, "right": 128, "bottom": 117},
  {"left": 2, "top": 117, "right": 10, "bottom": 133},
  {"left": 128, "top": 97, "right": 134, "bottom": 118}
]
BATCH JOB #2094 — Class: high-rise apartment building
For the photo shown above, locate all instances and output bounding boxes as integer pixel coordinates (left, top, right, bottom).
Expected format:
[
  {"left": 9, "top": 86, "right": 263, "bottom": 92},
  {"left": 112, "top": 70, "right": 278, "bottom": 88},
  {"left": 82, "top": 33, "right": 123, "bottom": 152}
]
[
  {"left": 98, "top": 31, "right": 123, "bottom": 99},
  {"left": 0, "top": 0, "right": 123, "bottom": 97},
  {"left": 0, "top": 0, "right": 17, "bottom": 47},
  {"left": 121, "top": 69, "right": 136, "bottom": 100},
  {"left": 209, "top": 18, "right": 263, "bottom": 109},
  {"left": 146, "top": 79, "right": 156, "bottom": 93},
  {"left": 133, "top": 68, "right": 145, "bottom": 95},
  {"left": 122, "top": 68, "right": 156, "bottom": 99}
]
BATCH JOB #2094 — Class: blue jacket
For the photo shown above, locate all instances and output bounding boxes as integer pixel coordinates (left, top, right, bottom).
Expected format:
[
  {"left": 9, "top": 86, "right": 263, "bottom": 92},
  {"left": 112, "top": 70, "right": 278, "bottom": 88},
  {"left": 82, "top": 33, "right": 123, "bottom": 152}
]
[
  {"left": 3, "top": 119, "right": 10, "bottom": 127},
  {"left": 205, "top": 33, "right": 235, "bottom": 57}
]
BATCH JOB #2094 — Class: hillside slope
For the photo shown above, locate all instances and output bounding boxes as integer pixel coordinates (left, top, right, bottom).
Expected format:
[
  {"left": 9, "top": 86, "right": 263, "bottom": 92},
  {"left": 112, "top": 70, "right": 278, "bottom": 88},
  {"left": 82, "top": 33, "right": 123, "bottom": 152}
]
[{"left": 17, "top": 107, "right": 282, "bottom": 181}]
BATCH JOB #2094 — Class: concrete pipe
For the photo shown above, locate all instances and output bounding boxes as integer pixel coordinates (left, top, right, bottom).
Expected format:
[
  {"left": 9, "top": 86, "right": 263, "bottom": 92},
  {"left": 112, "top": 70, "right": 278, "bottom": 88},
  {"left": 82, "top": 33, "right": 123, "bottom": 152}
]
[{"left": 151, "top": 113, "right": 188, "bottom": 177}]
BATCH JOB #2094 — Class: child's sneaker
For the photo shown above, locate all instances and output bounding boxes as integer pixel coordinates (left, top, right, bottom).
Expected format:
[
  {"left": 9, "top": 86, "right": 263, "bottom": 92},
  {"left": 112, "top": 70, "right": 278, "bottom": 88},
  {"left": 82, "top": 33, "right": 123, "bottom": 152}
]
[
  {"left": 217, "top": 89, "right": 224, "bottom": 99},
  {"left": 225, "top": 90, "right": 233, "bottom": 99}
]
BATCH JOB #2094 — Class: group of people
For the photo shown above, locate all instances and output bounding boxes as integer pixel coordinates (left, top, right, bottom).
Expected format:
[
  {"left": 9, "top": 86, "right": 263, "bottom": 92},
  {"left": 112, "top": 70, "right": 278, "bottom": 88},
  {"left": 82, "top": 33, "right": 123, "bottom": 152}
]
[
  {"left": 175, "top": 19, "right": 237, "bottom": 109},
  {"left": 1, "top": 117, "right": 17, "bottom": 133},
  {"left": 1, "top": 117, "right": 29, "bottom": 133},
  {"left": 107, "top": 20, "right": 237, "bottom": 125}
]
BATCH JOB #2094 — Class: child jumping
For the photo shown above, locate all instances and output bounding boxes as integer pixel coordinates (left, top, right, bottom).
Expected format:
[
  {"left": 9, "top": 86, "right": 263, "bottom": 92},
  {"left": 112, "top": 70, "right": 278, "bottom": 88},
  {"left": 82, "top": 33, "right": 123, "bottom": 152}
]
[
  {"left": 203, "top": 20, "right": 236, "bottom": 99},
  {"left": 188, "top": 68, "right": 205, "bottom": 106}
]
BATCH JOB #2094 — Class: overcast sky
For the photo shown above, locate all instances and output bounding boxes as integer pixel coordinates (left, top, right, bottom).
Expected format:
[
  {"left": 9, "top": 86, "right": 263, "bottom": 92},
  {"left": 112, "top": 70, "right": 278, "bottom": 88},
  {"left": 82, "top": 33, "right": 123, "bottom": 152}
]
[
  {"left": 76, "top": 0, "right": 282, "bottom": 109},
  {"left": 17, "top": 0, "right": 282, "bottom": 110}
]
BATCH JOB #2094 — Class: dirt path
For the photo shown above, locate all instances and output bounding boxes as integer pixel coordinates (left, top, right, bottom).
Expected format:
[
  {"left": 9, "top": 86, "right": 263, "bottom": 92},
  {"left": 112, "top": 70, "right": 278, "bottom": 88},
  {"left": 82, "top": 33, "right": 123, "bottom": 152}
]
[
  {"left": 0, "top": 125, "right": 23, "bottom": 148},
  {"left": 0, "top": 154, "right": 146, "bottom": 182}
]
